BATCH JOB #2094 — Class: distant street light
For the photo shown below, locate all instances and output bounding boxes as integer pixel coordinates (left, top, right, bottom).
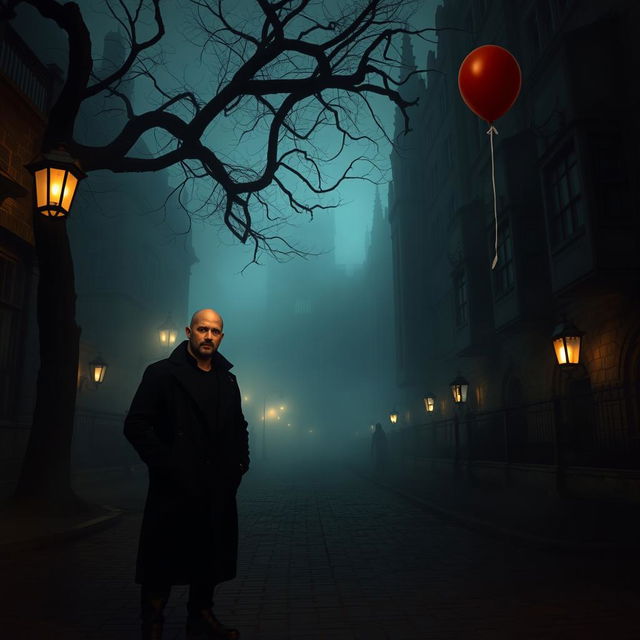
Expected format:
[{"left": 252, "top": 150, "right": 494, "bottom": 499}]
[
  {"left": 27, "top": 148, "right": 86, "bottom": 218},
  {"left": 389, "top": 410, "right": 398, "bottom": 424},
  {"left": 262, "top": 397, "right": 287, "bottom": 461},
  {"left": 552, "top": 319, "right": 583, "bottom": 367}
]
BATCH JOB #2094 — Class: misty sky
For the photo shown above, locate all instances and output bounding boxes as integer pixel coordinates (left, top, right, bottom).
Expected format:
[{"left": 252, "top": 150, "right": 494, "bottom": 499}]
[
  {"left": 15, "top": 0, "right": 439, "bottom": 268},
  {"left": 22, "top": 0, "right": 439, "bottom": 261}
]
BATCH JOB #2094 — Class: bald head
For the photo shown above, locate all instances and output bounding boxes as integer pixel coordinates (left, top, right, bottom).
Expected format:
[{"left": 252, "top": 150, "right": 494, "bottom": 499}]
[
  {"left": 190, "top": 308, "right": 223, "bottom": 330},
  {"left": 186, "top": 308, "right": 224, "bottom": 364}
]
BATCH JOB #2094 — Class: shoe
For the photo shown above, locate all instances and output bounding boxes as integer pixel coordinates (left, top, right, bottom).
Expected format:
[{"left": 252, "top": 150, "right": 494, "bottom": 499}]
[
  {"left": 140, "top": 592, "right": 166, "bottom": 640},
  {"left": 186, "top": 609, "right": 240, "bottom": 639},
  {"left": 141, "top": 621, "right": 163, "bottom": 640}
]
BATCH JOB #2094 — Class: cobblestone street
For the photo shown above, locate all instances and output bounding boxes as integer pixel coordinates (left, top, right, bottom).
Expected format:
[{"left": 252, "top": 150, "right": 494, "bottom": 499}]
[{"left": 2, "top": 461, "right": 640, "bottom": 639}]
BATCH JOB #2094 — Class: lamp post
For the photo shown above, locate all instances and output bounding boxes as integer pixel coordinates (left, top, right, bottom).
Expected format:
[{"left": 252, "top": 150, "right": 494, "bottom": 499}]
[
  {"left": 389, "top": 410, "right": 398, "bottom": 425},
  {"left": 262, "top": 399, "right": 286, "bottom": 461},
  {"left": 449, "top": 375, "right": 469, "bottom": 463},
  {"left": 552, "top": 319, "right": 583, "bottom": 367},
  {"left": 27, "top": 148, "right": 86, "bottom": 218}
]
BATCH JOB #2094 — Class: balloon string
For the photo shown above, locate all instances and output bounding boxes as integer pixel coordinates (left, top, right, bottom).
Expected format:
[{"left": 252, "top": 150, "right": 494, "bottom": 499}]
[{"left": 487, "top": 124, "right": 499, "bottom": 270}]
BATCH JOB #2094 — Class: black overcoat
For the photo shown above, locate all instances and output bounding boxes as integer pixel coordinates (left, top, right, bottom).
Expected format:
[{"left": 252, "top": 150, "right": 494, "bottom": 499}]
[{"left": 124, "top": 341, "right": 250, "bottom": 585}]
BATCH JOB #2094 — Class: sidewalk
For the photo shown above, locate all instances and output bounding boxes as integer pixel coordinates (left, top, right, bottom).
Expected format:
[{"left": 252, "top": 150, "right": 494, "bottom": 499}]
[
  {"left": 355, "top": 462, "right": 640, "bottom": 551},
  {"left": 3, "top": 461, "right": 640, "bottom": 638},
  {"left": 0, "top": 466, "right": 142, "bottom": 552}
]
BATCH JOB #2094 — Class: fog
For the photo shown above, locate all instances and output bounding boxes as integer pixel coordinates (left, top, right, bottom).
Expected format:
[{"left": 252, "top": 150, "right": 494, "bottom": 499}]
[
  {"left": 13, "top": 0, "right": 440, "bottom": 472},
  {"left": 181, "top": 0, "right": 440, "bottom": 465}
]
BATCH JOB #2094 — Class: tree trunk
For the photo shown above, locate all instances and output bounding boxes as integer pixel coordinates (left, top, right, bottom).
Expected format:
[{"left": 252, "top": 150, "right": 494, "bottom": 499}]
[{"left": 12, "top": 212, "right": 85, "bottom": 514}]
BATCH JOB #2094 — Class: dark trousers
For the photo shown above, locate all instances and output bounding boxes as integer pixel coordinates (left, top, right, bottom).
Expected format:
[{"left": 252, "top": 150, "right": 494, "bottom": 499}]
[{"left": 141, "top": 582, "right": 216, "bottom": 622}]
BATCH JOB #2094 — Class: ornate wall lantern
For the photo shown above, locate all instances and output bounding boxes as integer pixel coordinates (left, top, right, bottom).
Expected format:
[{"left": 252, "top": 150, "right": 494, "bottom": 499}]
[
  {"left": 552, "top": 319, "right": 583, "bottom": 366},
  {"left": 158, "top": 314, "right": 178, "bottom": 346},
  {"left": 27, "top": 148, "right": 86, "bottom": 218},
  {"left": 89, "top": 355, "right": 107, "bottom": 385},
  {"left": 450, "top": 375, "right": 469, "bottom": 404},
  {"left": 423, "top": 394, "right": 436, "bottom": 413}
]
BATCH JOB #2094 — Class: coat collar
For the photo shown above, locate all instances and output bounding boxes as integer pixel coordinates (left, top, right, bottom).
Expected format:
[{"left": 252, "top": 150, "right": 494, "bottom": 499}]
[
  {"left": 164, "top": 341, "right": 233, "bottom": 440},
  {"left": 168, "top": 340, "right": 233, "bottom": 372}
]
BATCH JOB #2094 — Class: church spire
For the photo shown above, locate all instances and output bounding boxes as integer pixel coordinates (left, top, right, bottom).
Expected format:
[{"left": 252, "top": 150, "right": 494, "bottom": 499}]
[
  {"left": 373, "top": 185, "right": 383, "bottom": 223},
  {"left": 394, "top": 31, "right": 426, "bottom": 140}
]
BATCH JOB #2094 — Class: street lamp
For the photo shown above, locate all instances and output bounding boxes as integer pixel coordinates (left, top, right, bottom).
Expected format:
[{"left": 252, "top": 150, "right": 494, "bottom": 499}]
[
  {"left": 423, "top": 394, "right": 436, "bottom": 413},
  {"left": 552, "top": 319, "right": 583, "bottom": 367},
  {"left": 158, "top": 313, "right": 178, "bottom": 346},
  {"left": 450, "top": 375, "right": 469, "bottom": 405},
  {"left": 262, "top": 399, "right": 287, "bottom": 461},
  {"left": 27, "top": 148, "right": 86, "bottom": 218},
  {"left": 89, "top": 355, "right": 108, "bottom": 385},
  {"left": 389, "top": 410, "right": 398, "bottom": 424}
]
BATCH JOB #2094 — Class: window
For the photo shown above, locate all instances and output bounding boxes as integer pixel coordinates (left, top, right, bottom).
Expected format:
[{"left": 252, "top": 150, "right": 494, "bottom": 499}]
[
  {"left": 0, "top": 250, "right": 24, "bottom": 418},
  {"left": 493, "top": 219, "right": 515, "bottom": 297},
  {"left": 545, "top": 141, "right": 584, "bottom": 247},
  {"left": 453, "top": 269, "right": 468, "bottom": 327}
]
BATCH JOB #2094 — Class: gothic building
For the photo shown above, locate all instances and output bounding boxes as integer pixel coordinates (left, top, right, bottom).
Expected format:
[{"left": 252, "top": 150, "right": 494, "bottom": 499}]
[{"left": 388, "top": 0, "right": 640, "bottom": 493}]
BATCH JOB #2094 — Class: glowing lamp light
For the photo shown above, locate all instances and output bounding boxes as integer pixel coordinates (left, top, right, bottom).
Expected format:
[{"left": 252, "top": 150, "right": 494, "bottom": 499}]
[
  {"left": 27, "top": 149, "right": 86, "bottom": 218},
  {"left": 89, "top": 355, "right": 107, "bottom": 385},
  {"left": 450, "top": 375, "right": 469, "bottom": 404},
  {"left": 552, "top": 320, "right": 583, "bottom": 366},
  {"left": 158, "top": 314, "right": 178, "bottom": 346},
  {"left": 423, "top": 394, "right": 435, "bottom": 413},
  {"left": 389, "top": 410, "right": 398, "bottom": 424}
]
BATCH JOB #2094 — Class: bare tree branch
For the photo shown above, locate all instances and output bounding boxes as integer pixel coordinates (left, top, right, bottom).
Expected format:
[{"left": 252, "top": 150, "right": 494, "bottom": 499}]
[{"left": 3, "top": 0, "right": 436, "bottom": 258}]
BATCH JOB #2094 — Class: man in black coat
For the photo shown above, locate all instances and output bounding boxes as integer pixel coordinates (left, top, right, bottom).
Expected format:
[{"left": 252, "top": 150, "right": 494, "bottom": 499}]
[{"left": 124, "top": 308, "right": 249, "bottom": 640}]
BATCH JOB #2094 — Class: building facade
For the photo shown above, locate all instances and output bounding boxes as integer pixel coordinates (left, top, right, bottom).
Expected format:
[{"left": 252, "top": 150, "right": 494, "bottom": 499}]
[
  {"left": 0, "top": 26, "right": 197, "bottom": 491},
  {"left": 388, "top": 0, "right": 640, "bottom": 491},
  {"left": 0, "top": 23, "right": 57, "bottom": 495}
]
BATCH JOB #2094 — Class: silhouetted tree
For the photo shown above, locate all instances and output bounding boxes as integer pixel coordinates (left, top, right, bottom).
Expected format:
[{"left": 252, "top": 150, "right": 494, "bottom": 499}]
[{"left": 1, "top": 0, "right": 430, "bottom": 512}]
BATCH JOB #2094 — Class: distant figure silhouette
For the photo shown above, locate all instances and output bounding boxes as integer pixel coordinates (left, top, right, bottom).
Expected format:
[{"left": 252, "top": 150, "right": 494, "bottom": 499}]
[{"left": 371, "top": 422, "right": 389, "bottom": 475}]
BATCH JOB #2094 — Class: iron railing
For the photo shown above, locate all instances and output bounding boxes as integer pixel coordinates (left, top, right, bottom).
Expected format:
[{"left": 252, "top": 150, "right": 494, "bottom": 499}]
[{"left": 392, "top": 381, "right": 640, "bottom": 470}]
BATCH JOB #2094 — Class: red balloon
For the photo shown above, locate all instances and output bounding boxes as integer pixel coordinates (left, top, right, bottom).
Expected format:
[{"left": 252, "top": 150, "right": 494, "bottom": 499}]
[{"left": 458, "top": 45, "right": 522, "bottom": 123}]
